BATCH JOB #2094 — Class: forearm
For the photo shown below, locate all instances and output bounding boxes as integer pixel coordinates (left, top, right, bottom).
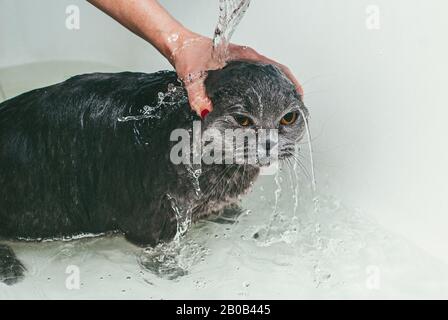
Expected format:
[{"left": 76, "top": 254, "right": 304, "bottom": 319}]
[{"left": 87, "top": 0, "right": 192, "bottom": 63}]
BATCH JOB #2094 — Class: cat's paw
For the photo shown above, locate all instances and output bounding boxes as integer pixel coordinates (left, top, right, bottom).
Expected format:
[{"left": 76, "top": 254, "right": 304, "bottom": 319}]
[
  {"left": 208, "top": 204, "right": 246, "bottom": 225},
  {"left": 0, "top": 245, "right": 26, "bottom": 286}
]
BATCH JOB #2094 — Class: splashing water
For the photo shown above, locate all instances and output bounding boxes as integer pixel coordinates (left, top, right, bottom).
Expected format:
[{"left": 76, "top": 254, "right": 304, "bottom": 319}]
[
  {"left": 138, "top": 238, "right": 208, "bottom": 281},
  {"left": 212, "top": 0, "right": 252, "bottom": 64},
  {"left": 186, "top": 165, "right": 203, "bottom": 198},
  {"left": 264, "top": 168, "right": 283, "bottom": 239},
  {"left": 3, "top": 62, "right": 447, "bottom": 299},
  {"left": 119, "top": 84, "right": 207, "bottom": 280},
  {"left": 137, "top": 161, "right": 207, "bottom": 280},
  {"left": 138, "top": 194, "right": 204, "bottom": 280},
  {"left": 117, "top": 82, "right": 186, "bottom": 123},
  {"left": 136, "top": 103, "right": 319, "bottom": 280},
  {"left": 129, "top": 1, "right": 321, "bottom": 280},
  {"left": 167, "top": 194, "right": 192, "bottom": 241},
  {"left": 256, "top": 108, "right": 319, "bottom": 244}
]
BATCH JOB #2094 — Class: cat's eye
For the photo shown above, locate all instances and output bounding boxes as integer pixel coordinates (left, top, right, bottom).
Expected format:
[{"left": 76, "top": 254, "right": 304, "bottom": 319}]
[
  {"left": 234, "top": 115, "right": 253, "bottom": 127},
  {"left": 280, "top": 112, "right": 298, "bottom": 126}
]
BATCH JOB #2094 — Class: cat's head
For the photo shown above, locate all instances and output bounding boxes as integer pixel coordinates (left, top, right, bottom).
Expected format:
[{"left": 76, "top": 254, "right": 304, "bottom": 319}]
[{"left": 202, "top": 61, "right": 308, "bottom": 166}]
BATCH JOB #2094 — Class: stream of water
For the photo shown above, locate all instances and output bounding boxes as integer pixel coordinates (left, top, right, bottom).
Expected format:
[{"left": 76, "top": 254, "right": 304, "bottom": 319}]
[{"left": 212, "top": 0, "right": 251, "bottom": 63}]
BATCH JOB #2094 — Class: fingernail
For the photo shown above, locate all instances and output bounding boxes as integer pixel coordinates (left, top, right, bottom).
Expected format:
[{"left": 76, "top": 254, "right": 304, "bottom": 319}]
[{"left": 200, "top": 109, "right": 210, "bottom": 119}]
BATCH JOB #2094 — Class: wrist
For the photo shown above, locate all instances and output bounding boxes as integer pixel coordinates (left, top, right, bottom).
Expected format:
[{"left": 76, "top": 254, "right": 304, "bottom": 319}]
[
  {"left": 136, "top": 15, "right": 194, "bottom": 66},
  {"left": 162, "top": 28, "right": 197, "bottom": 66}
]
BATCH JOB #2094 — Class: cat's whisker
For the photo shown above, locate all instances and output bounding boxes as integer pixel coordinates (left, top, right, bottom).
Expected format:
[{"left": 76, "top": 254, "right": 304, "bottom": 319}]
[
  {"left": 287, "top": 151, "right": 312, "bottom": 181},
  {"left": 202, "top": 165, "right": 234, "bottom": 196},
  {"left": 219, "top": 165, "right": 241, "bottom": 201}
]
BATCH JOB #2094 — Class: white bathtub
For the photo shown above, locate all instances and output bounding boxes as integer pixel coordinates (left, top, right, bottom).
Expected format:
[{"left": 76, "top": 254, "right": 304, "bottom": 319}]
[{"left": 1, "top": 0, "right": 447, "bottom": 299}]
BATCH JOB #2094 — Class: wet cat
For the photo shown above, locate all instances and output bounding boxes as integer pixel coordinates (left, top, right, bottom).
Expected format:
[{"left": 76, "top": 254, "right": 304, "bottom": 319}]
[{"left": 0, "top": 61, "right": 307, "bottom": 284}]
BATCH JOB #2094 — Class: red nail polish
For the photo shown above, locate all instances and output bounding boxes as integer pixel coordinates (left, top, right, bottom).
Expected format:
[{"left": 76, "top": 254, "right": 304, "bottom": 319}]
[{"left": 200, "top": 109, "right": 210, "bottom": 119}]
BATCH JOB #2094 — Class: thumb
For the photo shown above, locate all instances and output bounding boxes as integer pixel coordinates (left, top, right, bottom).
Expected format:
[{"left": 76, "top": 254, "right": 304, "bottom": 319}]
[{"left": 185, "top": 78, "right": 213, "bottom": 118}]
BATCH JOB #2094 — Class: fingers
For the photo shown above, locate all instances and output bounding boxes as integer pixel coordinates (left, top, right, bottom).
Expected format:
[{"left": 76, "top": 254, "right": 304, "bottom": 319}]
[
  {"left": 185, "top": 77, "right": 213, "bottom": 118},
  {"left": 229, "top": 45, "right": 304, "bottom": 98},
  {"left": 228, "top": 44, "right": 259, "bottom": 61}
]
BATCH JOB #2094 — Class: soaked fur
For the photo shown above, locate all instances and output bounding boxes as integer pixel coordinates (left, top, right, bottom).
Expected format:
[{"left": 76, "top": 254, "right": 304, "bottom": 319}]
[{"left": 0, "top": 61, "right": 307, "bottom": 284}]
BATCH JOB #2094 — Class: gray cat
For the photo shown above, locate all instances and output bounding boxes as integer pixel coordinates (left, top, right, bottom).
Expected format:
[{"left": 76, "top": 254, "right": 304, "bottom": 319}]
[{"left": 0, "top": 61, "right": 307, "bottom": 284}]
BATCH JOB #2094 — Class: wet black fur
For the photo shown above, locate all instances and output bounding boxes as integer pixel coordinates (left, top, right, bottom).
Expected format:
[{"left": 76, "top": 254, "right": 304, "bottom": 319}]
[{"left": 0, "top": 61, "right": 303, "bottom": 284}]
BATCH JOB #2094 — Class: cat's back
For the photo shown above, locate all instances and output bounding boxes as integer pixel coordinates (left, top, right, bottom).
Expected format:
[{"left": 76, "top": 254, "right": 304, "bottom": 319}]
[
  {"left": 0, "top": 70, "right": 192, "bottom": 238},
  {"left": 0, "top": 71, "right": 179, "bottom": 129},
  {"left": 0, "top": 70, "right": 190, "bottom": 162}
]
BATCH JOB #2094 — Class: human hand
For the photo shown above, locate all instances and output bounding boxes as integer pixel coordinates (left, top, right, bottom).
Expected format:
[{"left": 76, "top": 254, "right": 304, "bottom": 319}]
[
  {"left": 88, "top": 0, "right": 301, "bottom": 118},
  {"left": 170, "top": 32, "right": 303, "bottom": 118}
]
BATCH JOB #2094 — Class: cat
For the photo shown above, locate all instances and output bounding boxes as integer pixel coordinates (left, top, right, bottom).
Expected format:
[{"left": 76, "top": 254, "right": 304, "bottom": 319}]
[{"left": 0, "top": 61, "right": 307, "bottom": 285}]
